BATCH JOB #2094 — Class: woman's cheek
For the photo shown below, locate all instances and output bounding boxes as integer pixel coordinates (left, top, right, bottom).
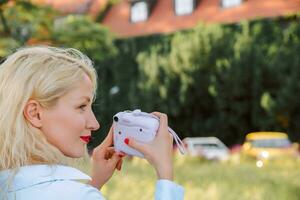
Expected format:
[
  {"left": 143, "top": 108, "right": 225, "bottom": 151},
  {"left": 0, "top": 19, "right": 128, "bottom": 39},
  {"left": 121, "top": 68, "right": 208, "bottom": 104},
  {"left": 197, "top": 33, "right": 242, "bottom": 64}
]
[{"left": 72, "top": 114, "right": 87, "bottom": 132}]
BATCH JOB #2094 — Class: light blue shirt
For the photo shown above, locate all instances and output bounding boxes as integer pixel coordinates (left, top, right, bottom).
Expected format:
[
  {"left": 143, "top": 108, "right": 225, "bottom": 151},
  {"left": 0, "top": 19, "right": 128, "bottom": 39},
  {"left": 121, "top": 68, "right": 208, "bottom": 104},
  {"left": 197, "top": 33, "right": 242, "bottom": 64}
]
[{"left": 0, "top": 165, "right": 184, "bottom": 200}]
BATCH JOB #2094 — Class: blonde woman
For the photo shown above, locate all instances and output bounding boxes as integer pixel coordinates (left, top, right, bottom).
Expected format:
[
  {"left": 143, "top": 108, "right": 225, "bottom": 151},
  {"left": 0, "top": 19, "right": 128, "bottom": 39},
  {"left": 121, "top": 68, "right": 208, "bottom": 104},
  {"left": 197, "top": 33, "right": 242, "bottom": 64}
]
[{"left": 0, "top": 46, "right": 184, "bottom": 200}]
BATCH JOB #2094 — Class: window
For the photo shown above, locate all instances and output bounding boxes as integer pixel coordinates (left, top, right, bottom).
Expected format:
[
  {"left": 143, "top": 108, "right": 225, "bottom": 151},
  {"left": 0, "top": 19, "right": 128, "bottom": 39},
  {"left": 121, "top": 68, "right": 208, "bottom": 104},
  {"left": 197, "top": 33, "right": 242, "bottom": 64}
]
[
  {"left": 249, "top": 139, "right": 292, "bottom": 148},
  {"left": 130, "top": 1, "right": 148, "bottom": 23},
  {"left": 221, "top": 0, "right": 243, "bottom": 8},
  {"left": 174, "top": 0, "right": 195, "bottom": 16}
]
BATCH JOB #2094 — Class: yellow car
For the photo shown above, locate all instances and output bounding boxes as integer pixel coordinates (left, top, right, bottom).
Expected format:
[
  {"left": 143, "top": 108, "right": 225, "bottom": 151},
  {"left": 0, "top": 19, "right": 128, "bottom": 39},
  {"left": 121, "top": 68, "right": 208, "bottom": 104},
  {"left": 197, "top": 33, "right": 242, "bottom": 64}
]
[{"left": 242, "top": 132, "right": 299, "bottom": 160}]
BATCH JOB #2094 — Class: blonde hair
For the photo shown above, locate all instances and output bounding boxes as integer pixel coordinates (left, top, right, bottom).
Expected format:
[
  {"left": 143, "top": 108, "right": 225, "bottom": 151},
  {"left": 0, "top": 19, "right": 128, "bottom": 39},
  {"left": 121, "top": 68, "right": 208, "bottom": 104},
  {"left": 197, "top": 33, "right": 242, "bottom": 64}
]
[{"left": 0, "top": 46, "right": 98, "bottom": 171}]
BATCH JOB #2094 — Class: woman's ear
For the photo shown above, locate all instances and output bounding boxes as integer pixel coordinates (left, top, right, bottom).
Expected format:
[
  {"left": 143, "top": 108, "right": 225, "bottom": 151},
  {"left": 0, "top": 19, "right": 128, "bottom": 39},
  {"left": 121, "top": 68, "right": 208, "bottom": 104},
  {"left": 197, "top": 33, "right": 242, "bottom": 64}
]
[{"left": 23, "top": 99, "right": 43, "bottom": 128}]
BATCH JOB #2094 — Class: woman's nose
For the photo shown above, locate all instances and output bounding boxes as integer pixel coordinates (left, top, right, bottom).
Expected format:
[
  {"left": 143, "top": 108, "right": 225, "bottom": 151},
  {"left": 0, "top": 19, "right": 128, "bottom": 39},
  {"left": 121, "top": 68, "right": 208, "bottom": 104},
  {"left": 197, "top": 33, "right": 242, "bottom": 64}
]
[{"left": 87, "top": 112, "right": 100, "bottom": 131}]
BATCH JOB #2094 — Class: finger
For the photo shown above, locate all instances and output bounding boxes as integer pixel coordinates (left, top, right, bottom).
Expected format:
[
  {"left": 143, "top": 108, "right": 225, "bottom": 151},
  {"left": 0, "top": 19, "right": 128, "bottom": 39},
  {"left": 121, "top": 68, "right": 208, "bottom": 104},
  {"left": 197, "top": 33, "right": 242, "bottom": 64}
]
[
  {"left": 116, "top": 159, "right": 123, "bottom": 171},
  {"left": 151, "top": 112, "right": 169, "bottom": 136},
  {"left": 118, "top": 151, "right": 126, "bottom": 157},
  {"left": 105, "top": 147, "right": 116, "bottom": 159},
  {"left": 109, "top": 152, "right": 122, "bottom": 167},
  {"left": 105, "top": 147, "right": 127, "bottom": 160},
  {"left": 125, "top": 137, "right": 149, "bottom": 155},
  {"left": 151, "top": 112, "right": 168, "bottom": 128},
  {"left": 97, "top": 126, "right": 114, "bottom": 153},
  {"left": 101, "top": 126, "right": 114, "bottom": 147},
  {"left": 92, "top": 127, "right": 114, "bottom": 158}
]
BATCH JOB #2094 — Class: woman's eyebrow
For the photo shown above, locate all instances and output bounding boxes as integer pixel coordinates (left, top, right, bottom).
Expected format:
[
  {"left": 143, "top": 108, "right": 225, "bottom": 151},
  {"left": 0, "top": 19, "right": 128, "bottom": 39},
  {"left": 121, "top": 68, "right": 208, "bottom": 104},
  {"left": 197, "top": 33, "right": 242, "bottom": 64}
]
[{"left": 80, "top": 96, "right": 91, "bottom": 102}]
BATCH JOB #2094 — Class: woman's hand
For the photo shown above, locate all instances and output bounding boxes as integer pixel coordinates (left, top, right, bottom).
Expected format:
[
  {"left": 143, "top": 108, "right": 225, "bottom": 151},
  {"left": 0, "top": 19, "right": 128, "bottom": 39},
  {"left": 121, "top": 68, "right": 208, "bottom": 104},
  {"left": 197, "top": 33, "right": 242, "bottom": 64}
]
[
  {"left": 89, "top": 127, "right": 125, "bottom": 189},
  {"left": 125, "top": 112, "right": 174, "bottom": 181}
]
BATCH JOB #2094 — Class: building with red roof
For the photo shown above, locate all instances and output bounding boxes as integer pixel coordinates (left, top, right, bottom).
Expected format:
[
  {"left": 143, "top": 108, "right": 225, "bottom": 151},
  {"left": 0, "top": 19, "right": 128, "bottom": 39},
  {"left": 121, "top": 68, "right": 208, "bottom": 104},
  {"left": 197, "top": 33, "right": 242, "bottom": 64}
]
[
  {"left": 102, "top": 0, "right": 300, "bottom": 37},
  {"left": 31, "top": 0, "right": 300, "bottom": 37}
]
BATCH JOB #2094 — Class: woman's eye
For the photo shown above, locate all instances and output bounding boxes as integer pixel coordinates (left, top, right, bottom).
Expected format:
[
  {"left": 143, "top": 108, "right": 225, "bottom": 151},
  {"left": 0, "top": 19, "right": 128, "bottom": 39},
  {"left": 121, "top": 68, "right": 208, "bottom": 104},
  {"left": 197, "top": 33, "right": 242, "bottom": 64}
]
[{"left": 79, "top": 105, "right": 87, "bottom": 111}]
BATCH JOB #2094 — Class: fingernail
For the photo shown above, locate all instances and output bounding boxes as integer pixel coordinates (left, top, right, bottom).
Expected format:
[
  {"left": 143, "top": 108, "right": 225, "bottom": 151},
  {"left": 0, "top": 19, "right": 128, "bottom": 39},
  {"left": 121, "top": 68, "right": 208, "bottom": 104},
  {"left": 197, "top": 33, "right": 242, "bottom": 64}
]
[{"left": 124, "top": 138, "right": 129, "bottom": 145}]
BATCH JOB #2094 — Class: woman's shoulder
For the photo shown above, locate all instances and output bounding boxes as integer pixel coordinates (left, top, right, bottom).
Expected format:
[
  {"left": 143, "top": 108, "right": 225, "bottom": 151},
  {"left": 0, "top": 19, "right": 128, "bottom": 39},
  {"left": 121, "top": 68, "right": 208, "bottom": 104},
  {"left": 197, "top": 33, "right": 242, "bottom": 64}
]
[
  {"left": 17, "top": 179, "right": 105, "bottom": 200},
  {"left": 0, "top": 164, "right": 105, "bottom": 200}
]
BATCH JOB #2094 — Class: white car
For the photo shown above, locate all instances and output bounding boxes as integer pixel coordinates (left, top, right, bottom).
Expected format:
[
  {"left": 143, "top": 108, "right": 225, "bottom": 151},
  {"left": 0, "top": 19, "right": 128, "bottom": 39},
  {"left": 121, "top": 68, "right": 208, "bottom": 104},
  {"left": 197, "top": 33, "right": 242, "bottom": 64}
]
[{"left": 183, "top": 137, "right": 229, "bottom": 161}]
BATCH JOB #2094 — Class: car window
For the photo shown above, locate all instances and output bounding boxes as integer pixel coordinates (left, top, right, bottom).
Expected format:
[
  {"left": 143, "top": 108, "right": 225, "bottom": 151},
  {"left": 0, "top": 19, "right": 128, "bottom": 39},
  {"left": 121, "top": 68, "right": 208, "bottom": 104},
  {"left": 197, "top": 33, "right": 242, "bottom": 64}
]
[
  {"left": 193, "top": 143, "right": 221, "bottom": 149},
  {"left": 249, "top": 138, "right": 291, "bottom": 148}
]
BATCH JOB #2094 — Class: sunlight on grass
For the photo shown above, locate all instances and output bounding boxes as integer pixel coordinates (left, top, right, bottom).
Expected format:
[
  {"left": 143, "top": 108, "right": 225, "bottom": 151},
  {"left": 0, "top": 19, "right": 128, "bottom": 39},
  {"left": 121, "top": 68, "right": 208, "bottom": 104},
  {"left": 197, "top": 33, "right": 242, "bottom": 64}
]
[{"left": 77, "top": 154, "right": 300, "bottom": 200}]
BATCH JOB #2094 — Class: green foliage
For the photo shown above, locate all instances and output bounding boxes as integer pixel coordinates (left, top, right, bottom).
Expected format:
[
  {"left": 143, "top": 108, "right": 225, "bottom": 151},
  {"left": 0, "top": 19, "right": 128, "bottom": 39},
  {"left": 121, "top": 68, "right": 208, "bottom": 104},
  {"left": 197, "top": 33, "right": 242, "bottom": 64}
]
[
  {"left": 0, "top": 37, "right": 19, "bottom": 57},
  {"left": 130, "top": 17, "right": 300, "bottom": 145},
  {"left": 0, "top": 1, "right": 56, "bottom": 56},
  {"left": 0, "top": 0, "right": 9, "bottom": 5},
  {"left": 1, "top": 1, "right": 55, "bottom": 43},
  {"left": 52, "top": 15, "right": 117, "bottom": 64}
]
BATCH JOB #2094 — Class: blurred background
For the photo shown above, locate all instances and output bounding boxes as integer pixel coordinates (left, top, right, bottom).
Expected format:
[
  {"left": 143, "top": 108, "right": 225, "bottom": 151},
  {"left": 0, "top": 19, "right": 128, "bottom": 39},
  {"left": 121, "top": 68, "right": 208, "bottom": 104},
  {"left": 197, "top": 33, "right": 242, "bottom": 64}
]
[{"left": 1, "top": 0, "right": 300, "bottom": 199}]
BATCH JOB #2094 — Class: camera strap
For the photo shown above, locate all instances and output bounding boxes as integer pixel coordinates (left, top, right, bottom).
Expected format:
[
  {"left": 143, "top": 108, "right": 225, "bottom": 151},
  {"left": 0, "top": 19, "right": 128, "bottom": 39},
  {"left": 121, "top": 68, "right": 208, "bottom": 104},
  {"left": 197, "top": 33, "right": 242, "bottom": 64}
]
[{"left": 168, "top": 127, "right": 186, "bottom": 155}]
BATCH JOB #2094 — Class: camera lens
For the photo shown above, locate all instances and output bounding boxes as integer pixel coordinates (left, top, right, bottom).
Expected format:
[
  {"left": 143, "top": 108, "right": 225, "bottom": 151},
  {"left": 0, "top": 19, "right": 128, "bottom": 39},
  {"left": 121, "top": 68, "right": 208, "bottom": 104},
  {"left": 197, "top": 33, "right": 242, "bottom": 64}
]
[{"left": 113, "top": 116, "right": 119, "bottom": 122}]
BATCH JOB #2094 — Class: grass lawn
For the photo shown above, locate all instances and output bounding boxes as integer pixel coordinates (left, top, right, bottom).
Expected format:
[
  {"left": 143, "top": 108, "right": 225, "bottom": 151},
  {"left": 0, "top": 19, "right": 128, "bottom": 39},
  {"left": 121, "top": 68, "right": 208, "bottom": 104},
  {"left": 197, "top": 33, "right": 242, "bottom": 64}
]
[{"left": 77, "top": 154, "right": 300, "bottom": 200}]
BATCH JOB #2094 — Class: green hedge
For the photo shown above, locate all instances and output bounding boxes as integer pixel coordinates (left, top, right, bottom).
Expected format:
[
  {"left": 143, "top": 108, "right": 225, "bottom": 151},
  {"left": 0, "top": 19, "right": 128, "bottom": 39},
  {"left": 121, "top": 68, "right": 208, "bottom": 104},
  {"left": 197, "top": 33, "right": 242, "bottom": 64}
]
[{"left": 91, "top": 15, "right": 300, "bottom": 147}]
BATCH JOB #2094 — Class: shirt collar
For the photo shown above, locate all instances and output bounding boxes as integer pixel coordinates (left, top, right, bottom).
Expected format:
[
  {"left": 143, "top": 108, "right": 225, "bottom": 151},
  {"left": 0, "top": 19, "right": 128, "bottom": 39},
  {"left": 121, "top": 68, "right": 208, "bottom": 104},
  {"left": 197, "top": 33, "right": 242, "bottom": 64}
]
[{"left": 0, "top": 164, "right": 91, "bottom": 192}]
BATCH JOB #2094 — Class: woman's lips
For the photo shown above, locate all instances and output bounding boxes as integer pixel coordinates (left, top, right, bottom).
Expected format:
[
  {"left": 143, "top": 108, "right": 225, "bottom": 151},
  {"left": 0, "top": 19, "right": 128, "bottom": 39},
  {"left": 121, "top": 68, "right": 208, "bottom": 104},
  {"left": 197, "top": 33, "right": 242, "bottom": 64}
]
[{"left": 80, "top": 136, "right": 91, "bottom": 143}]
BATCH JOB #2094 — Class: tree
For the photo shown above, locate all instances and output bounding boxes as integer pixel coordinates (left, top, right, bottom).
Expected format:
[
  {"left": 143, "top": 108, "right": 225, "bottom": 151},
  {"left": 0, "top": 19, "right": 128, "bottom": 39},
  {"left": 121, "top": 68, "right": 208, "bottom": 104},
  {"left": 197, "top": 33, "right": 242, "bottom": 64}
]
[{"left": 0, "top": 0, "right": 56, "bottom": 57}]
